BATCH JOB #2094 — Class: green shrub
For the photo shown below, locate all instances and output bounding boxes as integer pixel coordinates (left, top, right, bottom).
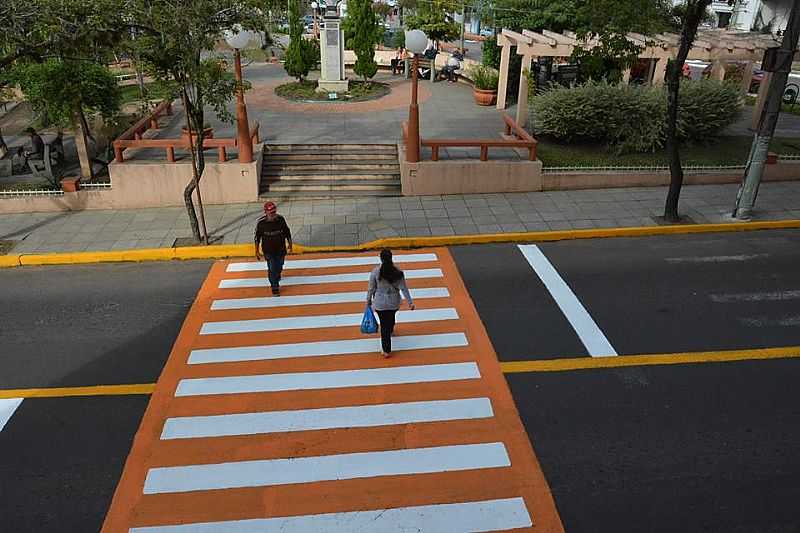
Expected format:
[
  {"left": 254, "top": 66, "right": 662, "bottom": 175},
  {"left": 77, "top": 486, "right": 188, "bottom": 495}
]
[
  {"left": 530, "top": 80, "right": 742, "bottom": 153},
  {"left": 470, "top": 65, "right": 499, "bottom": 91}
]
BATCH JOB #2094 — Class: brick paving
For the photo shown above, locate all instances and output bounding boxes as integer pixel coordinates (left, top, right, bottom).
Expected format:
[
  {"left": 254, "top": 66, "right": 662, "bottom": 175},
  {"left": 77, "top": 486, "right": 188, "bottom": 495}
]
[{"left": 2, "top": 182, "right": 799, "bottom": 254}]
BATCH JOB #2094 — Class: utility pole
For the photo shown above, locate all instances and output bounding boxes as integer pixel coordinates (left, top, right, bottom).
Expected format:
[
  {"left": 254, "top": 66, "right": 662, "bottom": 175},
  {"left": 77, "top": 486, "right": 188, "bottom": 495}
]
[{"left": 733, "top": 1, "right": 800, "bottom": 220}]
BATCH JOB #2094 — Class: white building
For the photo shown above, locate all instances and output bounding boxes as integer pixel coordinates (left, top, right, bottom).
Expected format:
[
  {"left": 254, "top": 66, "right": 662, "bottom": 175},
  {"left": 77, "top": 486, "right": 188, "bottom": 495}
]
[{"left": 675, "top": 0, "right": 793, "bottom": 34}]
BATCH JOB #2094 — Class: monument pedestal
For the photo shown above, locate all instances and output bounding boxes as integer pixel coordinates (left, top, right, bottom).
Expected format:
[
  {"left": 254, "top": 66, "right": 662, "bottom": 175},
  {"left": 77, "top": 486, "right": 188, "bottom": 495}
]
[{"left": 318, "top": 5, "right": 349, "bottom": 94}]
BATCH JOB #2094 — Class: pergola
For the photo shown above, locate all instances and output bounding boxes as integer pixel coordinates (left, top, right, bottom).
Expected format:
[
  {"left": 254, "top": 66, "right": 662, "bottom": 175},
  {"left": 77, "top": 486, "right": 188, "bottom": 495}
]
[{"left": 497, "top": 28, "right": 785, "bottom": 128}]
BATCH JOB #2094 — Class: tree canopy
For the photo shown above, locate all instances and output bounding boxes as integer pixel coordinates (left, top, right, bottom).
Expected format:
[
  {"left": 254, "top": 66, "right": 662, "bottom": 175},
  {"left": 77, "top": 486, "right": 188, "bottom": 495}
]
[
  {"left": 406, "top": 0, "right": 460, "bottom": 44},
  {"left": 347, "top": 0, "right": 383, "bottom": 83}
]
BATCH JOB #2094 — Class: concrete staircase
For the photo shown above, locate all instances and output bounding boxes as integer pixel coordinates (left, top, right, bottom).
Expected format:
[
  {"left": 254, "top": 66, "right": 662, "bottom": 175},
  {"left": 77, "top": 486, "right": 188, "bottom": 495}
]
[{"left": 260, "top": 144, "right": 402, "bottom": 199}]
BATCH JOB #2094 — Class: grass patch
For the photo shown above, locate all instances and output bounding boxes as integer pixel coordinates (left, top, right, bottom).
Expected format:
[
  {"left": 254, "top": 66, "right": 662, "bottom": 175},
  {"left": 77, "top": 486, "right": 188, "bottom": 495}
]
[
  {"left": 275, "top": 80, "right": 390, "bottom": 102},
  {"left": 0, "top": 240, "right": 17, "bottom": 255},
  {"left": 119, "top": 81, "right": 174, "bottom": 105},
  {"left": 536, "top": 135, "right": 800, "bottom": 168}
]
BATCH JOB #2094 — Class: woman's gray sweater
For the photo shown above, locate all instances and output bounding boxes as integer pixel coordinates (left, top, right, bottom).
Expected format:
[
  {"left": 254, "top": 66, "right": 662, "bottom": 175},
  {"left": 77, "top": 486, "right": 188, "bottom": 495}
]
[{"left": 366, "top": 266, "right": 413, "bottom": 311}]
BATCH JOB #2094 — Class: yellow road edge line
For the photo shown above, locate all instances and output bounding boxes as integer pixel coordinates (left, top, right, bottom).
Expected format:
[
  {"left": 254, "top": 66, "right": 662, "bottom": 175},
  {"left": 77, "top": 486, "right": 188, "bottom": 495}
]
[
  {"left": 4, "top": 347, "right": 798, "bottom": 399},
  {"left": 0, "top": 383, "right": 156, "bottom": 399},
  {"left": 2, "top": 219, "right": 799, "bottom": 268},
  {"left": 500, "top": 346, "right": 800, "bottom": 373}
]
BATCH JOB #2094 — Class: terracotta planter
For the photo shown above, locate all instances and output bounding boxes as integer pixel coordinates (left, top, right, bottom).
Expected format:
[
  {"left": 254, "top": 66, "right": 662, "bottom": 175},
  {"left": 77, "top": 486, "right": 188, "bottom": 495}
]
[
  {"left": 180, "top": 127, "right": 214, "bottom": 144},
  {"left": 473, "top": 88, "right": 497, "bottom": 106}
]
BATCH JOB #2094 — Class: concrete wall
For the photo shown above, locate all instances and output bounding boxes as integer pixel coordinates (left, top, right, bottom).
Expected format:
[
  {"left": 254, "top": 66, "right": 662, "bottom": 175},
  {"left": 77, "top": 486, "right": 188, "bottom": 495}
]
[
  {"left": 399, "top": 145, "right": 544, "bottom": 196},
  {"left": 542, "top": 161, "right": 800, "bottom": 191},
  {"left": 0, "top": 145, "right": 262, "bottom": 214}
]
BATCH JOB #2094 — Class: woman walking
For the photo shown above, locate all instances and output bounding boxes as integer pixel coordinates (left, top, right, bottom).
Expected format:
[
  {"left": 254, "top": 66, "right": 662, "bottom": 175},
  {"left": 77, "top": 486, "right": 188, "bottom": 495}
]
[{"left": 367, "top": 249, "right": 415, "bottom": 358}]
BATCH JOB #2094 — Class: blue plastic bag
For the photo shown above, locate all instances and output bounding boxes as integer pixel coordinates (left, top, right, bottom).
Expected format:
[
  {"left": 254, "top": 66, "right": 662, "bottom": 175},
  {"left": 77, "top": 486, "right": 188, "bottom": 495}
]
[{"left": 360, "top": 304, "right": 378, "bottom": 334}]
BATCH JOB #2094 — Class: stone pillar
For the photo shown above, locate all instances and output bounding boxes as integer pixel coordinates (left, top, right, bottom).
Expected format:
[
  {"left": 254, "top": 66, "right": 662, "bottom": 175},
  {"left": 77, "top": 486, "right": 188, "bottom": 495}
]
[
  {"left": 752, "top": 71, "right": 772, "bottom": 130},
  {"left": 652, "top": 57, "right": 668, "bottom": 85},
  {"left": 740, "top": 61, "right": 755, "bottom": 95},
  {"left": 710, "top": 60, "right": 727, "bottom": 81},
  {"left": 496, "top": 42, "right": 511, "bottom": 110},
  {"left": 318, "top": 5, "right": 348, "bottom": 93},
  {"left": 516, "top": 55, "right": 533, "bottom": 127}
]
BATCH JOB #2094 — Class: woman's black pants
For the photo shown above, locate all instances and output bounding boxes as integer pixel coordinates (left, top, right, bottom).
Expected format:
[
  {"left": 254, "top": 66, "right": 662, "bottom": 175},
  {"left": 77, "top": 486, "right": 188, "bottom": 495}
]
[{"left": 376, "top": 309, "right": 397, "bottom": 353}]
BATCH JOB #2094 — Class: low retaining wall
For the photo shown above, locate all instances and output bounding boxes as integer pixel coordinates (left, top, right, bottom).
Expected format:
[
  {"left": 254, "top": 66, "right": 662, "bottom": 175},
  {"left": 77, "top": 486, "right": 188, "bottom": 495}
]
[
  {"left": 399, "top": 145, "right": 543, "bottom": 196},
  {"left": 0, "top": 145, "right": 262, "bottom": 214},
  {"left": 543, "top": 161, "right": 800, "bottom": 190}
]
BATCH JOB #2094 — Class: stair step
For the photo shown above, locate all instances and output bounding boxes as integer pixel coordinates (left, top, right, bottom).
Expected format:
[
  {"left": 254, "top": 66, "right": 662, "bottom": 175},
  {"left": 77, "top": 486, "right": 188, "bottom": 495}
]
[
  {"left": 265, "top": 144, "right": 398, "bottom": 153},
  {"left": 262, "top": 170, "right": 401, "bottom": 180},
  {"left": 264, "top": 152, "right": 398, "bottom": 161},
  {"left": 263, "top": 178, "right": 400, "bottom": 190},
  {"left": 263, "top": 160, "right": 400, "bottom": 172},
  {"left": 259, "top": 190, "right": 402, "bottom": 199}
]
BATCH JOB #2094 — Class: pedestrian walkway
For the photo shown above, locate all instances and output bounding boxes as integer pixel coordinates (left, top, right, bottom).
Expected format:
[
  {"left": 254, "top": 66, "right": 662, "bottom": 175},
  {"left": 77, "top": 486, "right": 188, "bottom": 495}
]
[
  {"left": 102, "top": 249, "right": 563, "bottom": 532},
  {"left": 2, "top": 182, "right": 800, "bottom": 254}
]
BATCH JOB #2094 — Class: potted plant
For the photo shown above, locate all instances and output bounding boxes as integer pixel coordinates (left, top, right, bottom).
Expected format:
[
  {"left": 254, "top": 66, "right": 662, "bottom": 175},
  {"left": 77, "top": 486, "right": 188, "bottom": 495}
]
[{"left": 469, "top": 65, "right": 499, "bottom": 106}]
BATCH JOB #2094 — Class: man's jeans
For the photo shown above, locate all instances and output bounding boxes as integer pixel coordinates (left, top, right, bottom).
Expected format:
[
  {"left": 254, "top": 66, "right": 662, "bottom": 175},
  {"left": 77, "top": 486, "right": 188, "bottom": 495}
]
[{"left": 265, "top": 253, "right": 286, "bottom": 289}]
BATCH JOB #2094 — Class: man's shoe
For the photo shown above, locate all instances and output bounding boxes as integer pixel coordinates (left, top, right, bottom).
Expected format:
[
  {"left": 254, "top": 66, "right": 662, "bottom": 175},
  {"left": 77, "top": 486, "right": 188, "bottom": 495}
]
[{"left": 272, "top": 287, "right": 280, "bottom": 296}]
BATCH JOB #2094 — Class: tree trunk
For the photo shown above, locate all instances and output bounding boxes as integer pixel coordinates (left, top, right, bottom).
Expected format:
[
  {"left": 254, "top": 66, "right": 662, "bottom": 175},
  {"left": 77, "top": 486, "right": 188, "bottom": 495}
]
[
  {"left": 663, "top": 0, "right": 711, "bottom": 222},
  {"left": 73, "top": 107, "right": 95, "bottom": 180},
  {"left": 180, "top": 90, "right": 202, "bottom": 243},
  {"left": 0, "top": 127, "right": 8, "bottom": 159}
]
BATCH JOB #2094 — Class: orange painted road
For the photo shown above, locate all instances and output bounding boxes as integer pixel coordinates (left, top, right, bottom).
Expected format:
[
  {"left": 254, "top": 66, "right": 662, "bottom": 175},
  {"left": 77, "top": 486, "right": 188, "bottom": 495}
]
[{"left": 102, "top": 248, "right": 563, "bottom": 532}]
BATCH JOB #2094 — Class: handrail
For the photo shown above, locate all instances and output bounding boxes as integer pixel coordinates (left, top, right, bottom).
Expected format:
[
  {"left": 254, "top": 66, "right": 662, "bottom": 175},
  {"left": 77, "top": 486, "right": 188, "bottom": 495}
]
[
  {"left": 414, "top": 113, "right": 537, "bottom": 162},
  {"left": 116, "top": 99, "right": 173, "bottom": 142}
]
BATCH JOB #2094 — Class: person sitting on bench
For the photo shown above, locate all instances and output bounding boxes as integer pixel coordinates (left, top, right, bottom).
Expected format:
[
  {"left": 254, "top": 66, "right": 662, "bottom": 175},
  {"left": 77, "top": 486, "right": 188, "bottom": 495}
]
[
  {"left": 391, "top": 47, "right": 406, "bottom": 75},
  {"left": 24, "top": 127, "right": 45, "bottom": 173}
]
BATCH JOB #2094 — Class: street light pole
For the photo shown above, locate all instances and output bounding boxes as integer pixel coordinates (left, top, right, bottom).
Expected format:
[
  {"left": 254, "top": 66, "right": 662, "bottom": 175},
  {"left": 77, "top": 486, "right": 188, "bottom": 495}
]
[
  {"left": 405, "top": 29, "right": 428, "bottom": 163},
  {"left": 233, "top": 48, "right": 253, "bottom": 164},
  {"left": 407, "top": 53, "right": 421, "bottom": 163}
]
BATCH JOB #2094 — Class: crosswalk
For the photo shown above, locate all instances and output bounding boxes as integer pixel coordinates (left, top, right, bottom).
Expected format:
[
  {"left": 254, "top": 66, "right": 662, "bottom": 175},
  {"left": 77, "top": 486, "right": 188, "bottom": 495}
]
[{"left": 102, "top": 248, "right": 563, "bottom": 532}]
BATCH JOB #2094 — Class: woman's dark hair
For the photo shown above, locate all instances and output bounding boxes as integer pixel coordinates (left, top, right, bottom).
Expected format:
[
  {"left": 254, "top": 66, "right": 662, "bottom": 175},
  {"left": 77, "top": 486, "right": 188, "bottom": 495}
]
[{"left": 379, "top": 249, "right": 404, "bottom": 283}]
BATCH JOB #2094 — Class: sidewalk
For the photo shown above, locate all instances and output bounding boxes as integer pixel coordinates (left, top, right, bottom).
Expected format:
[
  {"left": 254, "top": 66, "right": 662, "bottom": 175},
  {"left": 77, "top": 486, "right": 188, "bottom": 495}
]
[{"left": 2, "top": 182, "right": 800, "bottom": 255}]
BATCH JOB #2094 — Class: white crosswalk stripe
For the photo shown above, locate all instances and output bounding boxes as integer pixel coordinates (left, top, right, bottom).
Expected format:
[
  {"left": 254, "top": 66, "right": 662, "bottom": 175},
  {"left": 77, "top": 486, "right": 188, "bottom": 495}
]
[
  {"left": 218, "top": 268, "right": 443, "bottom": 289},
  {"left": 226, "top": 253, "right": 439, "bottom": 272},
  {"left": 211, "top": 287, "right": 449, "bottom": 310}
]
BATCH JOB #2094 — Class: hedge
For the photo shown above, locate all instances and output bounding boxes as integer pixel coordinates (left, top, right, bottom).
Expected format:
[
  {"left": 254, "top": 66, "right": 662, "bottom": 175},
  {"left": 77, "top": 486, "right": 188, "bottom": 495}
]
[{"left": 530, "top": 80, "right": 743, "bottom": 153}]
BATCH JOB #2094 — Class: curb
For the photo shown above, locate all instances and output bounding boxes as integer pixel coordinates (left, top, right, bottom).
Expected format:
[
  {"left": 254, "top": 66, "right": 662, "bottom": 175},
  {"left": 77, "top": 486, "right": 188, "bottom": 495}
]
[{"left": 2, "top": 219, "right": 800, "bottom": 268}]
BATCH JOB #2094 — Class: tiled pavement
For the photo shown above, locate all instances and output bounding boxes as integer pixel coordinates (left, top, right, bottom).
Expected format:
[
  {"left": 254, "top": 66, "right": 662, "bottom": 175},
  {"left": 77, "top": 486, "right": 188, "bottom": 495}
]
[{"left": 2, "top": 182, "right": 799, "bottom": 254}]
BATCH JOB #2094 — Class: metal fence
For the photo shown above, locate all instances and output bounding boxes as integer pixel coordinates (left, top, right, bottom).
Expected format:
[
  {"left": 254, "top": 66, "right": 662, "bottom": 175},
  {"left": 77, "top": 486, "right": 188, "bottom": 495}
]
[{"left": 543, "top": 164, "right": 746, "bottom": 174}]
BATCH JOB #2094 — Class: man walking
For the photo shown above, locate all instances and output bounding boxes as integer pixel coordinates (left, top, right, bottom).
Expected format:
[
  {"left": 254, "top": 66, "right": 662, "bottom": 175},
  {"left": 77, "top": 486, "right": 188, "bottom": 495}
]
[{"left": 254, "top": 201, "right": 292, "bottom": 296}]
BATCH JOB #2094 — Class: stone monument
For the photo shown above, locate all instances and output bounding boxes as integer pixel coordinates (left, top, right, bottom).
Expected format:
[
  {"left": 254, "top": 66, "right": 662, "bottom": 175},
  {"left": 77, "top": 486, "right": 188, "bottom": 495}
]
[{"left": 318, "top": 3, "right": 349, "bottom": 93}]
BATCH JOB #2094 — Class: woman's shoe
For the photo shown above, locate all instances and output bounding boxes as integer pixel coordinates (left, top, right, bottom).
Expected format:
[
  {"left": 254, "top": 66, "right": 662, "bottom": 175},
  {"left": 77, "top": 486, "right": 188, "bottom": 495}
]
[{"left": 381, "top": 351, "right": 392, "bottom": 359}]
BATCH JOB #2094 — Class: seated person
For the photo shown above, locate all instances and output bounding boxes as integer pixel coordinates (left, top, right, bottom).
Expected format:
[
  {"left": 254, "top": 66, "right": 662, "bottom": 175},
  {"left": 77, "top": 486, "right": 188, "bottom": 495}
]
[
  {"left": 440, "top": 51, "right": 463, "bottom": 83},
  {"left": 50, "top": 130, "right": 65, "bottom": 163},
  {"left": 24, "top": 127, "right": 44, "bottom": 162},
  {"left": 391, "top": 47, "right": 406, "bottom": 75}
]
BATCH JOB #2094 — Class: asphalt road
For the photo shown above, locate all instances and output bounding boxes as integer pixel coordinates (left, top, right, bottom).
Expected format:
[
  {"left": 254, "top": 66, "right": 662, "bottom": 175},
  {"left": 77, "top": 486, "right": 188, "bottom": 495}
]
[
  {"left": 451, "top": 230, "right": 800, "bottom": 533},
  {"left": 1, "top": 231, "right": 799, "bottom": 532},
  {"left": 0, "top": 261, "right": 211, "bottom": 532}
]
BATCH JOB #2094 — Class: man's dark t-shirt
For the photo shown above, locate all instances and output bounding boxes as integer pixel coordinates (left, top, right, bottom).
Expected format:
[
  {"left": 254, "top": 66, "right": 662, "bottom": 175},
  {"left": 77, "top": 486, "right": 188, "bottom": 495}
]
[{"left": 255, "top": 215, "right": 291, "bottom": 255}]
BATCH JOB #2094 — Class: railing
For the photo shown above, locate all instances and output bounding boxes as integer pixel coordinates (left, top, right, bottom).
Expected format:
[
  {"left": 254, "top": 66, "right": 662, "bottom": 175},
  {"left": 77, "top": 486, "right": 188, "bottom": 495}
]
[
  {"left": 113, "top": 120, "right": 260, "bottom": 164},
  {"left": 543, "top": 164, "right": 747, "bottom": 174},
  {"left": 402, "top": 113, "right": 538, "bottom": 162}
]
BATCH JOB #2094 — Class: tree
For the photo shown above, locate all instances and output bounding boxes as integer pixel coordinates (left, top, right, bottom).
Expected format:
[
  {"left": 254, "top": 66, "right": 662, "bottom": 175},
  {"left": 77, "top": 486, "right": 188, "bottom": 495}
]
[
  {"left": 406, "top": 0, "right": 459, "bottom": 44},
  {"left": 284, "top": 0, "right": 317, "bottom": 82},
  {"left": 129, "top": 0, "right": 264, "bottom": 243},
  {"left": 1, "top": 0, "right": 127, "bottom": 178},
  {"left": 663, "top": 0, "right": 712, "bottom": 222},
  {"left": 11, "top": 60, "right": 121, "bottom": 183},
  {"left": 348, "top": 0, "right": 382, "bottom": 84}
]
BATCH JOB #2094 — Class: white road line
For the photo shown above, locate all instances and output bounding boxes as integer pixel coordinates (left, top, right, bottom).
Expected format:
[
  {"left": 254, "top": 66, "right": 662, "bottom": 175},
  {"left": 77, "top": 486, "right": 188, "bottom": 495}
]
[
  {"left": 518, "top": 244, "right": 617, "bottom": 357},
  {"left": 142, "top": 442, "right": 509, "bottom": 494},
  {"left": 211, "top": 287, "right": 450, "bottom": 310},
  {"left": 175, "top": 362, "right": 481, "bottom": 396},
  {"left": 711, "top": 290, "right": 800, "bottom": 303},
  {"left": 199, "top": 307, "right": 459, "bottom": 335},
  {"left": 665, "top": 254, "right": 768, "bottom": 263},
  {"left": 219, "top": 268, "right": 444, "bottom": 289},
  {"left": 739, "top": 315, "right": 800, "bottom": 327},
  {"left": 129, "top": 497, "right": 532, "bottom": 532},
  {"left": 0, "top": 398, "right": 23, "bottom": 432},
  {"left": 188, "top": 332, "right": 469, "bottom": 364},
  {"left": 227, "top": 253, "right": 439, "bottom": 272},
  {"left": 161, "top": 397, "right": 494, "bottom": 439}
]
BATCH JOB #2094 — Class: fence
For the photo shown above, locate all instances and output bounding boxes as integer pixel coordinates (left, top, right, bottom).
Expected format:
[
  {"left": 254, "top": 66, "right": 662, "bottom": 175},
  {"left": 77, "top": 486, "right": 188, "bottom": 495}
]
[{"left": 402, "top": 113, "right": 538, "bottom": 162}]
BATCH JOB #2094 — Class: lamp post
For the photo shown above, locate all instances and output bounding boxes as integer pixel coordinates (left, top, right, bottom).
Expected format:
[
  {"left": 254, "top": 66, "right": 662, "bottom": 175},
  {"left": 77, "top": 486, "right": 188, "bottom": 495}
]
[
  {"left": 225, "top": 27, "right": 254, "bottom": 163},
  {"left": 405, "top": 29, "right": 427, "bottom": 163},
  {"left": 311, "top": 2, "right": 319, "bottom": 38}
]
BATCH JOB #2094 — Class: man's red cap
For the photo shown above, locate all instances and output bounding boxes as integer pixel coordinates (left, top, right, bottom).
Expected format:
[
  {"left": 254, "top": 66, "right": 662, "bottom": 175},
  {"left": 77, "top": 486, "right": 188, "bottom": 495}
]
[{"left": 263, "top": 201, "right": 277, "bottom": 213}]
